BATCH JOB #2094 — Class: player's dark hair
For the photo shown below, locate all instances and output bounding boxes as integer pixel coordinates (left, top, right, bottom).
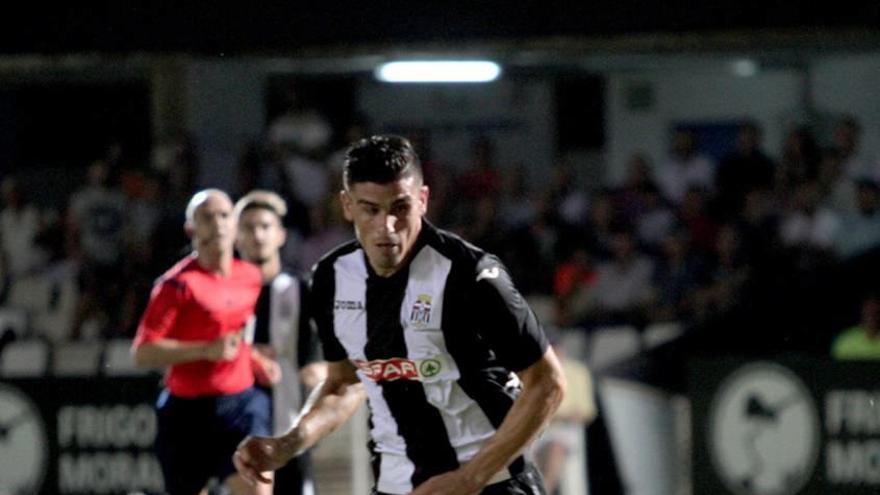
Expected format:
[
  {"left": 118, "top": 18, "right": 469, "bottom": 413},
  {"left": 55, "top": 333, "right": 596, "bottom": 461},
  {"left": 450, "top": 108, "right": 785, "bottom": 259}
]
[{"left": 343, "top": 135, "right": 422, "bottom": 189}]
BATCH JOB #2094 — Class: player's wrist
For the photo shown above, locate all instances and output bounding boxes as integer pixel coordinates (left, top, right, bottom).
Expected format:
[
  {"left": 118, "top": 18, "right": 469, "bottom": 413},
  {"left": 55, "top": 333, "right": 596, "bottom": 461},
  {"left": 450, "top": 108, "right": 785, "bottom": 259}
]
[
  {"left": 278, "top": 426, "right": 305, "bottom": 459},
  {"left": 458, "top": 461, "right": 493, "bottom": 490}
]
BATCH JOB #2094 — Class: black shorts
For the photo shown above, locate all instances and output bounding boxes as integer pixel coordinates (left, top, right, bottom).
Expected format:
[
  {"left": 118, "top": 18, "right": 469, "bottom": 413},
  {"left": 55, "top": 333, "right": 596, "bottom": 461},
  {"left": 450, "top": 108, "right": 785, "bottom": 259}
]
[
  {"left": 273, "top": 451, "right": 314, "bottom": 495},
  {"left": 154, "top": 387, "right": 271, "bottom": 495},
  {"left": 373, "top": 464, "right": 547, "bottom": 495}
]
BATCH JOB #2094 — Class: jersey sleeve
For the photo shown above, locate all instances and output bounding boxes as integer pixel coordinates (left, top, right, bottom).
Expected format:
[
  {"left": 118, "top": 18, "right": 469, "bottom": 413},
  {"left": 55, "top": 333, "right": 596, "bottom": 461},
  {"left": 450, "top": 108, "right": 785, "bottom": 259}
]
[
  {"left": 472, "top": 254, "right": 549, "bottom": 371},
  {"left": 133, "top": 277, "right": 187, "bottom": 347},
  {"left": 297, "top": 278, "right": 324, "bottom": 367},
  {"left": 309, "top": 262, "right": 348, "bottom": 362}
]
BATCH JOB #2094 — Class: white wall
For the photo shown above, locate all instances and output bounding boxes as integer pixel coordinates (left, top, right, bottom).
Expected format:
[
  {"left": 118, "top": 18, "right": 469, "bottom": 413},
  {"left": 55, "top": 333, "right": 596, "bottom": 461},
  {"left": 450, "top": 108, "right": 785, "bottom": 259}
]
[
  {"left": 606, "top": 54, "right": 880, "bottom": 186},
  {"left": 606, "top": 67, "right": 803, "bottom": 186},
  {"left": 357, "top": 78, "right": 556, "bottom": 189},
  {"left": 812, "top": 53, "right": 880, "bottom": 165},
  {"left": 175, "top": 52, "right": 880, "bottom": 195}
]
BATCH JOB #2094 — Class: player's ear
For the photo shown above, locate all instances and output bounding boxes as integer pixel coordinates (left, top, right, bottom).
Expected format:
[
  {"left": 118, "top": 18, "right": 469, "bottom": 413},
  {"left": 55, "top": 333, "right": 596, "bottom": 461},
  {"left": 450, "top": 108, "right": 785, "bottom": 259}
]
[
  {"left": 184, "top": 220, "right": 194, "bottom": 238},
  {"left": 340, "top": 189, "right": 354, "bottom": 222},
  {"left": 419, "top": 185, "right": 429, "bottom": 215}
]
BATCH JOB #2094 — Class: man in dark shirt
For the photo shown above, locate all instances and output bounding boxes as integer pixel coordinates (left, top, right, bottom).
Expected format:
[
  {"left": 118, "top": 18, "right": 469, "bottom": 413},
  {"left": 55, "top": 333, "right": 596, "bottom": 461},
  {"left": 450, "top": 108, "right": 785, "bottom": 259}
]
[{"left": 235, "top": 189, "right": 326, "bottom": 495}]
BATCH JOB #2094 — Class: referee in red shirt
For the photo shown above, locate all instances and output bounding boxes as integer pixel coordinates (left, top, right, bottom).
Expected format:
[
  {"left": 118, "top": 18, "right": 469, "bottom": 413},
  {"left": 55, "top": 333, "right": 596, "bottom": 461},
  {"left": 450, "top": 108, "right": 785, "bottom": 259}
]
[{"left": 132, "top": 189, "right": 273, "bottom": 495}]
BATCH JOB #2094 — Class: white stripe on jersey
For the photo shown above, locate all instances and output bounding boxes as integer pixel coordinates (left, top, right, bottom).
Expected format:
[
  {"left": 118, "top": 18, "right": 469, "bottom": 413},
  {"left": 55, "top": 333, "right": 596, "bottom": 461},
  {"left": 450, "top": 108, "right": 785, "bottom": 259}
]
[
  {"left": 269, "top": 272, "right": 302, "bottom": 435},
  {"left": 402, "top": 247, "right": 499, "bottom": 460}
]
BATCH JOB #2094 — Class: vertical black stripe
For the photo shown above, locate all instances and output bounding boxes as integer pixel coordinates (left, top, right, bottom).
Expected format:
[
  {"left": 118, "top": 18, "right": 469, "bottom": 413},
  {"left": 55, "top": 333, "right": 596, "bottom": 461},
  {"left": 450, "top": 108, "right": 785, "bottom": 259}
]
[
  {"left": 440, "top": 263, "right": 529, "bottom": 476},
  {"left": 364, "top": 267, "right": 459, "bottom": 487},
  {"left": 312, "top": 259, "right": 347, "bottom": 361}
]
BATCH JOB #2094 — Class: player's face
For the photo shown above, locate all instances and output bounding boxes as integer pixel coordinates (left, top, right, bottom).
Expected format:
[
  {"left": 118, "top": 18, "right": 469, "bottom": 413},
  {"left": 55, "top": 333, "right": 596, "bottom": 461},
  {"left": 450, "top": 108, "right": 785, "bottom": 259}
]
[
  {"left": 190, "top": 193, "right": 236, "bottom": 255},
  {"left": 236, "top": 208, "right": 286, "bottom": 265},
  {"left": 341, "top": 176, "right": 428, "bottom": 277}
]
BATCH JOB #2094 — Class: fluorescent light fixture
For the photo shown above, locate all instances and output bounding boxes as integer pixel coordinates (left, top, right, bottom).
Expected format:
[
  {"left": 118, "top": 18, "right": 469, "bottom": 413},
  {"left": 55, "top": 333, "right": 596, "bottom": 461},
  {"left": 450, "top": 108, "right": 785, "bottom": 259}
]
[
  {"left": 375, "top": 61, "right": 502, "bottom": 83},
  {"left": 731, "top": 58, "right": 758, "bottom": 77}
]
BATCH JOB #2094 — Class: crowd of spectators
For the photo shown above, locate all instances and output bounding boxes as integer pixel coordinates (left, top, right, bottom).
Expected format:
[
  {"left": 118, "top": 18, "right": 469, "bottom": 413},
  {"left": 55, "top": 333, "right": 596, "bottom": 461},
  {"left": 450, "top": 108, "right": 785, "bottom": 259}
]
[{"left": 2, "top": 111, "right": 879, "bottom": 363}]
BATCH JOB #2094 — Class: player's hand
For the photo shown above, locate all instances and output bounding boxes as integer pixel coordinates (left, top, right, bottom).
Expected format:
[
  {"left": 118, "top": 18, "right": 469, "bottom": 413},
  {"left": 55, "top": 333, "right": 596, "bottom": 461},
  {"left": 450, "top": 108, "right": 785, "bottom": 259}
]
[
  {"left": 233, "top": 436, "right": 287, "bottom": 485},
  {"left": 205, "top": 331, "right": 242, "bottom": 361},
  {"left": 409, "top": 469, "right": 483, "bottom": 495},
  {"left": 251, "top": 346, "right": 282, "bottom": 386}
]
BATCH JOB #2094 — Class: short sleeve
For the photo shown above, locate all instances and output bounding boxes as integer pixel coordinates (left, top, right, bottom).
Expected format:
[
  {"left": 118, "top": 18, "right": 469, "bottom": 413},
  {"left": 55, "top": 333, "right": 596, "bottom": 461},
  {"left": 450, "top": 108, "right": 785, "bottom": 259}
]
[
  {"left": 133, "top": 278, "right": 187, "bottom": 347},
  {"left": 472, "top": 254, "right": 548, "bottom": 371},
  {"left": 309, "top": 262, "right": 348, "bottom": 362},
  {"left": 297, "top": 278, "right": 324, "bottom": 366}
]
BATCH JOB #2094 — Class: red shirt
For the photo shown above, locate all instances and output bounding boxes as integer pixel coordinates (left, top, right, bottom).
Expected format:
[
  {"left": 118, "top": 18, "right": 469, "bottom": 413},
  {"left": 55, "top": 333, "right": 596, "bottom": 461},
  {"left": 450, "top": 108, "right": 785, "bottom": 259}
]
[{"left": 133, "top": 255, "right": 262, "bottom": 397}]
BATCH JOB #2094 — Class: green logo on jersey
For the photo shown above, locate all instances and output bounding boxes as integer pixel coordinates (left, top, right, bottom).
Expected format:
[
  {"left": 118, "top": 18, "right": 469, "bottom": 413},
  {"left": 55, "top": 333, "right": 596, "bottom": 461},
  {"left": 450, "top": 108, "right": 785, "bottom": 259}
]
[{"left": 420, "top": 359, "right": 442, "bottom": 378}]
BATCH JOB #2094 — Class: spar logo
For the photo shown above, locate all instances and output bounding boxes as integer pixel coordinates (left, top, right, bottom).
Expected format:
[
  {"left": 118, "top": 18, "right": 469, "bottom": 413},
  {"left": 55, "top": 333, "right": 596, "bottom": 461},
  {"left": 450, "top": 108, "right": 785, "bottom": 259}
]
[
  {"left": 409, "top": 294, "right": 432, "bottom": 326},
  {"left": 353, "top": 358, "right": 443, "bottom": 382}
]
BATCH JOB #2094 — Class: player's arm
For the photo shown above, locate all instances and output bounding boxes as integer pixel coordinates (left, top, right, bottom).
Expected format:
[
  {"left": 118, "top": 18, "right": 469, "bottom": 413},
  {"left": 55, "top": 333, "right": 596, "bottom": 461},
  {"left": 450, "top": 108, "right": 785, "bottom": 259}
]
[
  {"left": 131, "top": 277, "right": 245, "bottom": 368},
  {"left": 133, "top": 332, "right": 243, "bottom": 367},
  {"left": 233, "top": 359, "right": 365, "bottom": 485},
  {"left": 299, "top": 361, "right": 328, "bottom": 389}
]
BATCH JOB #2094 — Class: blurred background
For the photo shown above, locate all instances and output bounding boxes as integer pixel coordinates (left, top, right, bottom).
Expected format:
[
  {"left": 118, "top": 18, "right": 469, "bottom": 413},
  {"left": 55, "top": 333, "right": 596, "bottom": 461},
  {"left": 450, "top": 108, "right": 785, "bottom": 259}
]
[{"left": 2, "top": 3, "right": 880, "bottom": 494}]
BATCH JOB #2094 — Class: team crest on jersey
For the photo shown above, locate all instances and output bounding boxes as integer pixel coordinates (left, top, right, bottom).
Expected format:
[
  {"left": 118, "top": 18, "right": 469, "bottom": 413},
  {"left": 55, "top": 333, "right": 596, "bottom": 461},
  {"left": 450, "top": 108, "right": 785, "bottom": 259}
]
[{"left": 409, "top": 294, "right": 433, "bottom": 326}]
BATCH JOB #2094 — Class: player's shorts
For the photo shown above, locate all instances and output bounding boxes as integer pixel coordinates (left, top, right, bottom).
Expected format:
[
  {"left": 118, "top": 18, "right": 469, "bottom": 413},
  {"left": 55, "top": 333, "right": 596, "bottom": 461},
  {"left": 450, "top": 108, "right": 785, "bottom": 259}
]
[
  {"left": 154, "top": 386, "right": 271, "bottom": 495},
  {"left": 373, "top": 464, "right": 547, "bottom": 495}
]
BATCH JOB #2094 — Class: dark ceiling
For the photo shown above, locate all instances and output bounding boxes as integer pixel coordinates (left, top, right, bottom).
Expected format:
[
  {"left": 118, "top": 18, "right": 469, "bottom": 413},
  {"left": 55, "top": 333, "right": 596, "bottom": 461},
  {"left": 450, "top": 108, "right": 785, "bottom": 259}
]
[{"left": 2, "top": 2, "right": 879, "bottom": 56}]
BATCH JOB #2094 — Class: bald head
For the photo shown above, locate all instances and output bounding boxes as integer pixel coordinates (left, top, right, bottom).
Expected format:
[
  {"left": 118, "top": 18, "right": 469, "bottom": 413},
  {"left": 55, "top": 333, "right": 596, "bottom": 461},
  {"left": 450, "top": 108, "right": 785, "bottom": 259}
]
[
  {"left": 186, "top": 189, "right": 231, "bottom": 224},
  {"left": 185, "top": 189, "right": 236, "bottom": 256}
]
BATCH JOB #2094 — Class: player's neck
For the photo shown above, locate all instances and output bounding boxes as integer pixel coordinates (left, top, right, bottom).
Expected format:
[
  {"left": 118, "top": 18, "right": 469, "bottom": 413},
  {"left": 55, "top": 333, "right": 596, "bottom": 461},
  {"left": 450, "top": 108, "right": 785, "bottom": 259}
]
[
  {"left": 258, "top": 256, "right": 282, "bottom": 283},
  {"left": 196, "top": 249, "right": 233, "bottom": 276}
]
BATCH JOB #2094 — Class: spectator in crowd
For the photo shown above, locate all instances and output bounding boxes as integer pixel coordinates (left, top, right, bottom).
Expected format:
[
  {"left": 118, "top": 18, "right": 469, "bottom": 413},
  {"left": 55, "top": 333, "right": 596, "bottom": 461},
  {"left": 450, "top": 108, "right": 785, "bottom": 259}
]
[
  {"left": 502, "top": 196, "right": 562, "bottom": 296},
  {"left": 497, "top": 165, "right": 537, "bottom": 231},
  {"left": 67, "top": 160, "right": 128, "bottom": 338},
  {"left": 656, "top": 129, "right": 716, "bottom": 205},
  {"left": 456, "top": 135, "right": 502, "bottom": 201},
  {"left": 677, "top": 186, "right": 718, "bottom": 258},
  {"left": 778, "top": 181, "right": 841, "bottom": 270},
  {"left": 554, "top": 246, "right": 598, "bottom": 327},
  {"left": 775, "top": 126, "right": 821, "bottom": 199},
  {"left": 714, "top": 121, "right": 776, "bottom": 221},
  {"left": 565, "top": 226, "right": 654, "bottom": 332},
  {"left": 268, "top": 86, "right": 332, "bottom": 160},
  {"left": 647, "top": 228, "right": 706, "bottom": 325},
  {"left": 582, "top": 190, "right": 618, "bottom": 261},
  {"left": 613, "top": 153, "right": 655, "bottom": 225},
  {"left": 0, "top": 176, "right": 45, "bottom": 284},
  {"left": 835, "top": 115, "right": 875, "bottom": 181},
  {"left": 834, "top": 178, "right": 880, "bottom": 260},
  {"left": 831, "top": 292, "right": 880, "bottom": 360},
  {"left": 290, "top": 195, "right": 352, "bottom": 277},
  {"left": 459, "top": 195, "right": 505, "bottom": 256},
  {"left": 549, "top": 160, "right": 590, "bottom": 231},
  {"left": 819, "top": 147, "right": 854, "bottom": 214},
  {"left": 692, "top": 223, "right": 753, "bottom": 324},
  {"left": 633, "top": 182, "right": 677, "bottom": 256}
]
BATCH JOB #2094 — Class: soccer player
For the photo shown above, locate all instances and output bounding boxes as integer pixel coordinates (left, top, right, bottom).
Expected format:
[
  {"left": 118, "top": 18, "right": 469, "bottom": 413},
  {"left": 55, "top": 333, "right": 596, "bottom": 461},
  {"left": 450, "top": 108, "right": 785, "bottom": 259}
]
[
  {"left": 132, "top": 189, "right": 273, "bottom": 495},
  {"left": 235, "top": 189, "right": 327, "bottom": 495},
  {"left": 234, "top": 135, "right": 566, "bottom": 495}
]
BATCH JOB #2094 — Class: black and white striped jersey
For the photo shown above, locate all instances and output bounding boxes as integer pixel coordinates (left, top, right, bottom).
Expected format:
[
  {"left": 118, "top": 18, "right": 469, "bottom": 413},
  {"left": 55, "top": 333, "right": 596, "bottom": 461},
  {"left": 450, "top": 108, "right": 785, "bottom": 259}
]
[{"left": 310, "top": 221, "right": 548, "bottom": 495}]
